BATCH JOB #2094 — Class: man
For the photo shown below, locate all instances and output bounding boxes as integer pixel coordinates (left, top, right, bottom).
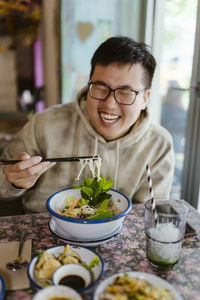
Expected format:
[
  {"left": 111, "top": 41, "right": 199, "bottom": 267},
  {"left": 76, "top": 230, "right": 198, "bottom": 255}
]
[{"left": 0, "top": 36, "right": 174, "bottom": 213}]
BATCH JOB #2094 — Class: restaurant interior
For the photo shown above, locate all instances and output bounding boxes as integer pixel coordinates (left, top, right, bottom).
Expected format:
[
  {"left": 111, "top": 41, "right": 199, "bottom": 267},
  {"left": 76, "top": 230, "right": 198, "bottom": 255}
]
[
  {"left": 0, "top": 0, "right": 200, "bottom": 215},
  {"left": 0, "top": 1, "right": 200, "bottom": 300}
]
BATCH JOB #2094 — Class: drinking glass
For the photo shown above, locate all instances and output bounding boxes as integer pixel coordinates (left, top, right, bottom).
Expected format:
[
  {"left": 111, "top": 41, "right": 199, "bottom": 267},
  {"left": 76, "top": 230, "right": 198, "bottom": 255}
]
[{"left": 144, "top": 199, "right": 188, "bottom": 270}]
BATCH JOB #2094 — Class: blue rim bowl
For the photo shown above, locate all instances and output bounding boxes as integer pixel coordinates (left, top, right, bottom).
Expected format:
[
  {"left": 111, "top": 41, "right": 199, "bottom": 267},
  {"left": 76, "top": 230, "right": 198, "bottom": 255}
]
[
  {"left": 0, "top": 276, "right": 5, "bottom": 300},
  {"left": 46, "top": 188, "right": 132, "bottom": 224},
  {"left": 27, "top": 245, "right": 105, "bottom": 291},
  {"left": 46, "top": 188, "right": 132, "bottom": 240}
]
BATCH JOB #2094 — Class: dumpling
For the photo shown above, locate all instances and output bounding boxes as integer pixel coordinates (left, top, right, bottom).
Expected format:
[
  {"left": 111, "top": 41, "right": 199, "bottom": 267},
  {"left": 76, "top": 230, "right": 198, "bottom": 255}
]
[
  {"left": 58, "top": 244, "right": 81, "bottom": 264},
  {"left": 35, "top": 251, "right": 61, "bottom": 280}
]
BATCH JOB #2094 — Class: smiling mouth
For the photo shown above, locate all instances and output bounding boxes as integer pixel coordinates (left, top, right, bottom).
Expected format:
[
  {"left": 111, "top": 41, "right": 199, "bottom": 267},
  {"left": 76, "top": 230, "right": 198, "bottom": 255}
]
[{"left": 99, "top": 112, "right": 120, "bottom": 123}]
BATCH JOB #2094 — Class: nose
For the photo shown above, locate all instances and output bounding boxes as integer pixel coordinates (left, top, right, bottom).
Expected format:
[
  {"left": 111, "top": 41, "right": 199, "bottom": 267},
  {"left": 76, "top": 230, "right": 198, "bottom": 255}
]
[{"left": 104, "top": 91, "right": 117, "bottom": 106}]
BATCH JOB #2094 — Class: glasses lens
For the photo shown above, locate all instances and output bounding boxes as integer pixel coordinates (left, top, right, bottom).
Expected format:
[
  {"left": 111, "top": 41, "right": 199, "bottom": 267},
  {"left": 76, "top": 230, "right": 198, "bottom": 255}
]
[
  {"left": 89, "top": 83, "right": 109, "bottom": 100},
  {"left": 115, "top": 89, "right": 136, "bottom": 104}
]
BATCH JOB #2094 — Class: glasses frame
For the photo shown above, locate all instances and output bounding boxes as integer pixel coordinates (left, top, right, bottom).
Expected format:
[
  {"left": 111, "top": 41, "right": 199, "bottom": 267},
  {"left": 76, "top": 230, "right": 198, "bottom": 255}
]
[{"left": 88, "top": 81, "right": 146, "bottom": 105}]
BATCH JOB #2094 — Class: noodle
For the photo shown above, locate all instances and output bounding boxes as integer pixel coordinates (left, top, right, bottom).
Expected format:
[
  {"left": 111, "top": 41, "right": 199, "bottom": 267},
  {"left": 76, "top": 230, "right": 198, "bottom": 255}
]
[{"left": 75, "top": 155, "right": 102, "bottom": 181}]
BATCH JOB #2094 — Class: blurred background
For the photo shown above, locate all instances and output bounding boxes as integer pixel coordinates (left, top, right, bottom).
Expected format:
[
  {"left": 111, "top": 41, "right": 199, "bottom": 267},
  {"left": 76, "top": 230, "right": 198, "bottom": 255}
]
[{"left": 0, "top": 0, "right": 200, "bottom": 212}]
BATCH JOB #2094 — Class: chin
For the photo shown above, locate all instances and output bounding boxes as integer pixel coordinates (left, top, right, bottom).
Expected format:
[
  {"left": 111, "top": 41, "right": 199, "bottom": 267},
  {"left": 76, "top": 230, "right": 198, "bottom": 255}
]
[
  {"left": 95, "top": 121, "right": 124, "bottom": 141},
  {"left": 101, "top": 130, "right": 120, "bottom": 141}
]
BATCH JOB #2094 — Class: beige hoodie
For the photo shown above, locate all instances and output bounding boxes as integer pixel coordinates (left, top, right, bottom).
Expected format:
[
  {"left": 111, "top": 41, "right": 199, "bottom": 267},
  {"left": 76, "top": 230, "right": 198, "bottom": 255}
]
[{"left": 0, "top": 95, "right": 175, "bottom": 212}]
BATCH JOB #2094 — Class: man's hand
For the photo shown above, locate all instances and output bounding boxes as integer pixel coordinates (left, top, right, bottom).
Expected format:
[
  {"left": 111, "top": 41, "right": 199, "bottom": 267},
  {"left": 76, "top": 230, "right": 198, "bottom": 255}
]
[{"left": 3, "top": 152, "right": 56, "bottom": 189}]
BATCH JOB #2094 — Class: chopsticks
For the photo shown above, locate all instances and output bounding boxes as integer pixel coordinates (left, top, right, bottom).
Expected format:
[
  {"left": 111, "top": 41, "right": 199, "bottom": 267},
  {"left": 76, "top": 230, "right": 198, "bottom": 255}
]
[{"left": 0, "top": 155, "right": 99, "bottom": 165}]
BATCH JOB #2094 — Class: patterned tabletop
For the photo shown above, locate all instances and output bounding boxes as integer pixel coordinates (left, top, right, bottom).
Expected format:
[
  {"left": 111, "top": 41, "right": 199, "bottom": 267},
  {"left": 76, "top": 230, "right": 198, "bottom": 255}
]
[{"left": 0, "top": 203, "right": 200, "bottom": 300}]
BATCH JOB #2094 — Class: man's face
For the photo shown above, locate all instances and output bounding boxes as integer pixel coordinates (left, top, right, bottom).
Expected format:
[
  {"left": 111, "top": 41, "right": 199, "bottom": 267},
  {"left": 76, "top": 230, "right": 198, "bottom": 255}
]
[{"left": 86, "top": 63, "right": 150, "bottom": 141}]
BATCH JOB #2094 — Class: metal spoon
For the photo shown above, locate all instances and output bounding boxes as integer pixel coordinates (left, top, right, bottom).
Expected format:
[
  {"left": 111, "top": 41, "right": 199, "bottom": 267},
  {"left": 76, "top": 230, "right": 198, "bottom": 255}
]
[{"left": 6, "top": 230, "right": 29, "bottom": 271}]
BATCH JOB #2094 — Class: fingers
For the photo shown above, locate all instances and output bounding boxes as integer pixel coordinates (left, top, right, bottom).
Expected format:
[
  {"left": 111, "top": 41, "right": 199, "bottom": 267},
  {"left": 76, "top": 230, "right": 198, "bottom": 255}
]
[
  {"left": 24, "top": 161, "right": 51, "bottom": 176},
  {"left": 15, "top": 156, "right": 43, "bottom": 171},
  {"left": 32, "top": 162, "right": 56, "bottom": 178},
  {"left": 15, "top": 161, "right": 56, "bottom": 189},
  {"left": 3, "top": 153, "right": 56, "bottom": 189},
  {"left": 13, "top": 152, "right": 30, "bottom": 160}
]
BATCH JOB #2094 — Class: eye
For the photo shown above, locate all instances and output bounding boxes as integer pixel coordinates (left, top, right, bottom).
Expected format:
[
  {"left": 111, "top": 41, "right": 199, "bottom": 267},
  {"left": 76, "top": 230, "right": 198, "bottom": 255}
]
[
  {"left": 117, "top": 89, "right": 132, "bottom": 96},
  {"left": 93, "top": 84, "right": 108, "bottom": 92}
]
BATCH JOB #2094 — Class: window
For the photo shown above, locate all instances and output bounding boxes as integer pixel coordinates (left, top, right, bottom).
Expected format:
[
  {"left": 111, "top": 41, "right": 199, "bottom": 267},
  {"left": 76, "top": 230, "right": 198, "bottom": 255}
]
[
  {"left": 61, "top": 0, "right": 147, "bottom": 103},
  {"left": 150, "top": 0, "right": 200, "bottom": 209}
]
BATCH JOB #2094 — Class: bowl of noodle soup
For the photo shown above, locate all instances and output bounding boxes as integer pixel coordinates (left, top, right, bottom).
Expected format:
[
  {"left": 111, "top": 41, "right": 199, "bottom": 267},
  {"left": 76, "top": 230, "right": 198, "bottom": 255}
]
[
  {"left": 46, "top": 187, "right": 131, "bottom": 240},
  {"left": 47, "top": 155, "right": 132, "bottom": 240}
]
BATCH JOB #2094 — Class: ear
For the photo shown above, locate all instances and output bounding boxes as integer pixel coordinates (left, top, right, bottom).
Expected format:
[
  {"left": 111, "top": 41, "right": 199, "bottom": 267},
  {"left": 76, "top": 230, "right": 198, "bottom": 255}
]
[{"left": 141, "top": 90, "right": 151, "bottom": 110}]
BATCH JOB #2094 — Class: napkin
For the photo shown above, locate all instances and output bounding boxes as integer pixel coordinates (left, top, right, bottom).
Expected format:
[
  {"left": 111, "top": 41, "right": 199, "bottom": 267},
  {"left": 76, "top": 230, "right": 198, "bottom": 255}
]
[{"left": 0, "top": 239, "right": 32, "bottom": 290}]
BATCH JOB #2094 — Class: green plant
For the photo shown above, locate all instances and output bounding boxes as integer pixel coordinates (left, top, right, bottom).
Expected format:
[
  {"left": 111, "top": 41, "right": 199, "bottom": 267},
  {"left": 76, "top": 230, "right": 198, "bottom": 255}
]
[{"left": 73, "top": 176, "right": 114, "bottom": 206}]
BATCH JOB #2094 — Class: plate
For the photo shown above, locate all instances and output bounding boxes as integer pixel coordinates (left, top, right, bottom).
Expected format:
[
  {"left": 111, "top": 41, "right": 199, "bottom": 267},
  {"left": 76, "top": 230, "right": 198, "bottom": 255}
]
[
  {"left": 28, "top": 245, "right": 104, "bottom": 290},
  {"left": 49, "top": 218, "right": 123, "bottom": 247},
  {"left": 93, "top": 271, "right": 183, "bottom": 300},
  {"left": 0, "top": 276, "right": 5, "bottom": 300}
]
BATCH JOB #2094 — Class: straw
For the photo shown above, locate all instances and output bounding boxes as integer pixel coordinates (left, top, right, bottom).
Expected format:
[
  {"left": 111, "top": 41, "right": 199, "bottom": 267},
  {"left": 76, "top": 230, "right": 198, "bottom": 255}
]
[{"left": 146, "top": 164, "right": 158, "bottom": 223}]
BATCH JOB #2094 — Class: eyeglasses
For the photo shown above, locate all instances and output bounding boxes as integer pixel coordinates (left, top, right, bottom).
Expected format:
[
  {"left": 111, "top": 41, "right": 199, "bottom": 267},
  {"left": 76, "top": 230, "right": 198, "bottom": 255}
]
[{"left": 88, "top": 81, "right": 146, "bottom": 105}]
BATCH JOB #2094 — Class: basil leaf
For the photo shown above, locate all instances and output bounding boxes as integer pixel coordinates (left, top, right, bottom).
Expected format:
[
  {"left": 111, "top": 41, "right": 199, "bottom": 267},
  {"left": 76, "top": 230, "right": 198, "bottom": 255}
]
[
  {"left": 102, "top": 179, "right": 114, "bottom": 191},
  {"left": 92, "top": 180, "right": 101, "bottom": 201},
  {"left": 88, "top": 211, "right": 114, "bottom": 219},
  {"left": 94, "top": 192, "right": 111, "bottom": 204},
  {"left": 91, "top": 176, "right": 98, "bottom": 188},
  {"left": 83, "top": 177, "right": 93, "bottom": 187},
  {"left": 72, "top": 185, "right": 81, "bottom": 189},
  {"left": 81, "top": 186, "right": 93, "bottom": 196},
  {"left": 72, "top": 176, "right": 114, "bottom": 207},
  {"left": 80, "top": 186, "right": 93, "bottom": 200}
]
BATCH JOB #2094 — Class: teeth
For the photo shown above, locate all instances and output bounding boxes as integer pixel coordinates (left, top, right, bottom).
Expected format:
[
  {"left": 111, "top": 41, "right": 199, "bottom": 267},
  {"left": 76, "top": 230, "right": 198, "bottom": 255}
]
[{"left": 100, "top": 113, "right": 119, "bottom": 121}]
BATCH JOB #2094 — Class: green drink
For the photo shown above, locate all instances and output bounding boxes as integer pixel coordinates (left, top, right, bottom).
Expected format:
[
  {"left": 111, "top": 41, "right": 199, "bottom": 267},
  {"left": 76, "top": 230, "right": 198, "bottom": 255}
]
[
  {"left": 146, "top": 232, "right": 182, "bottom": 270},
  {"left": 145, "top": 199, "right": 188, "bottom": 271}
]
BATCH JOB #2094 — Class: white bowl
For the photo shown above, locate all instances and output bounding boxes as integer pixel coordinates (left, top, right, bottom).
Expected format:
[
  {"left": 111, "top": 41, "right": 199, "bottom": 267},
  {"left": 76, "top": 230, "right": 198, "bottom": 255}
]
[
  {"left": 93, "top": 272, "right": 183, "bottom": 300},
  {"left": 33, "top": 285, "right": 83, "bottom": 300},
  {"left": 46, "top": 188, "right": 132, "bottom": 240},
  {"left": 48, "top": 217, "right": 124, "bottom": 247},
  {"left": 28, "top": 245, "right": 104, "bottom": 290},
  {"left": 52, "top": 264, "right": 92, "bottom": 292}
]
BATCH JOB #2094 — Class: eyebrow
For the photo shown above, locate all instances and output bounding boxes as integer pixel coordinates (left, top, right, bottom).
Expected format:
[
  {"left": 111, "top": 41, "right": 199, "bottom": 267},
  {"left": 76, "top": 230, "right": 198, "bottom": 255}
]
[
  {"left": 92, "top": 80, "right": 107, "bottom": 86},
  {"left": 92, "top": 80, "right": 134, "bottom": 90}
]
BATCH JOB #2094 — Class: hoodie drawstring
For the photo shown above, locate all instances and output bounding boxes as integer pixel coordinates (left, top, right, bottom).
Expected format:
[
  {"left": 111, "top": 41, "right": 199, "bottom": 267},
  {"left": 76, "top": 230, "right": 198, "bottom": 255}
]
[
  {"left": 114, "top": 140, "right": 120, "bottom": 189},
  {"left": 94, "top": 136, "right": 119, "bottom": 189},
  {"left": 94, "top": 136, "right": 98, "bottom": 155}
]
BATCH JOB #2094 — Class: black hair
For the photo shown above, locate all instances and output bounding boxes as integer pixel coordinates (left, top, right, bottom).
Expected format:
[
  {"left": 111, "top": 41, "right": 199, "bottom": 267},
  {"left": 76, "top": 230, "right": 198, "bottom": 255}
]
[{"left": 89, "top": 36, "right": 156, "bottom": 89}]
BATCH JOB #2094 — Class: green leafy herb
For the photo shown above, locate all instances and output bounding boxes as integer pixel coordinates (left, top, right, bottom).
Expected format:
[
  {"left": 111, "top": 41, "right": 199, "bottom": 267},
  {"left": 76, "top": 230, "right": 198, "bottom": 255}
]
[
  {"left": 37, "top": 251, "right": 44, "bottom": 261},
  {"left": 88, "top": 211, "right": 113, "bottom": 219},
  {"left": 81, "top": 255, "right": 100, "bottom": 281},
  {"left": 88, "top": 199, "right": 114, "bottom": 219},
  {"left": 87, "top": 255, "right": 100, "bottom": 270},
  {"left": 73, "top": 176, "right": 114, "bottom": 206}
]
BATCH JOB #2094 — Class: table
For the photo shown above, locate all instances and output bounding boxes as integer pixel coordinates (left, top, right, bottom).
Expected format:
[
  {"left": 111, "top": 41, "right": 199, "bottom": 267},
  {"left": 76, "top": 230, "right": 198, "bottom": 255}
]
[{"left": 0, "top": 203, "right": 200, "bottom": 300}]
